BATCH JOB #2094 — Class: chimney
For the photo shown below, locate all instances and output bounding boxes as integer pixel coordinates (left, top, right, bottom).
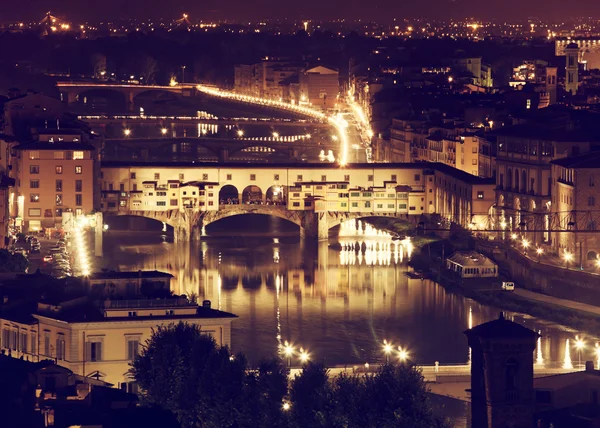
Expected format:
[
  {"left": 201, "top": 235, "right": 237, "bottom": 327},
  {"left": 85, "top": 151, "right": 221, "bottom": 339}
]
[{"left": 586, "top": 361, "right": 595, "bottom": 372}]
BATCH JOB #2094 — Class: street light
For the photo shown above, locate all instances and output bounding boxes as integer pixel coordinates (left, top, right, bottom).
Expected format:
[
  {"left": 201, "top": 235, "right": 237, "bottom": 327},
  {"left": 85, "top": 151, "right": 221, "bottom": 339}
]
[
  {"left": 283, "top": 402, "right": 291, "bottom": 411},
  {"left": 383, "top": 340, "right": 393, "bottom": 363},
  {"left": 564, "top": 251, "right": 574, "bottom": 269},
  {"left": 511, "top": 233, "right": 518, "bottom": 240},
  {"left": 536, "top": 247, "right": 543, "bottom": 262},
  {"left": 575, "top": 336, "right": 585, "bottom": 369},
  {"left": 283, "top": 341, "right": 294, "bottom": 367},
  {"left": 272, "top": 132, "right": 280, "bottom": 139},
  {"left": 398, "top": 346, "right": 409, "bottom": 362},
  {"left": 124, "top": 129, "right": 131, "bottom": 137},
  {"left": 299, "top": 347, "right": 309, "bottom": 364},
  {"left": 161, "top": 128, "right": 168, "bottom": 135}
]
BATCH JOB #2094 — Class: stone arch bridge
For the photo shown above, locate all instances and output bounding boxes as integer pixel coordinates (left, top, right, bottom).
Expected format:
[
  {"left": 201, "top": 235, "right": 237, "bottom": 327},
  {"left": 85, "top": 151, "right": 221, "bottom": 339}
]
[{"left": 104, "top": 205, "right": 413, "bottom": 241}]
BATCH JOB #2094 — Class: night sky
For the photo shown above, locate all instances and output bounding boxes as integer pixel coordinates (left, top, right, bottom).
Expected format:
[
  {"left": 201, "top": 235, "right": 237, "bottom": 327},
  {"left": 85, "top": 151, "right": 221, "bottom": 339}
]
[{"left": 4, "top": 0, "right": 600, "bottom": 22}]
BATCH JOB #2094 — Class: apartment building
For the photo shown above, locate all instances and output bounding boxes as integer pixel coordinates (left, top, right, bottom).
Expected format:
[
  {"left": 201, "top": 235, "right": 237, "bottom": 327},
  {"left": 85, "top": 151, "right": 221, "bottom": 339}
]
[
  {"left": 549, "top": 152, "right": 600, "bottom": 266},
  {"left": 494, "top": 125, "right": 594, "bottom": 245},
  {"left": 0, "top": 295, "right": 237, "bottom": 388},
  {"left": 299, "top": 66, "right": 340, "bottom": 111},
  {"left": 13, "top": 130, "right": 95, "bottom": 233}
]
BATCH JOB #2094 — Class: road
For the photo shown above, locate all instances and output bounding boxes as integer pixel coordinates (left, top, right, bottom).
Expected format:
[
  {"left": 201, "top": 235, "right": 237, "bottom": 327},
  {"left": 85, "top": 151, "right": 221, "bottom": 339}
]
[{"left": 514, "top": 288, "right": 600, "bottom": 317}]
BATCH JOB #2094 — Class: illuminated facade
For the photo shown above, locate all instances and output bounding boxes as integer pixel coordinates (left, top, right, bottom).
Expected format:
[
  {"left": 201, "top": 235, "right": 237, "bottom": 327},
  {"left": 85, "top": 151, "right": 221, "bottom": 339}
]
[
  {"left": 550, "top": 152, "right": 600, "bottom": 267},
  {"left": 100, "top": 162, "right": 495, "bottom": 233},
  {"left": 13, "top": 131, "right": 95, "bottom": 232},
  {"left": 556, "top": 38, "right": 600, "bottom": 70},
  {"left": 494, "top": 126, "right": 593, "bottom": 245},
  {"left": 299, "top": 66, "right": 340, "bottom": 111},
  {"left": 0, "top": 298, "right": 236, "bottom": 388}
]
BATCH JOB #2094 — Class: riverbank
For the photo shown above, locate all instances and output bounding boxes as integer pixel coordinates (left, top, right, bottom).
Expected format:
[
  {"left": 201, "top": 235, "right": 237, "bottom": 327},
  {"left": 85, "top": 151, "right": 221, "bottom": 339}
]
[
  {"left": 430, "top": 262, "right": 600, "bottom": 337},
  {"left": 363, "top": 218, "right": 600, "bottom": 336}
]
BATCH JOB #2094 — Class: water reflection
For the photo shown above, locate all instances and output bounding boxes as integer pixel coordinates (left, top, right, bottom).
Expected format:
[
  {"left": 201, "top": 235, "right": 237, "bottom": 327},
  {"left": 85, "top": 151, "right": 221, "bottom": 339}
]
[{"left": 101, "top": 220, "right": 598, "bottom": 366}]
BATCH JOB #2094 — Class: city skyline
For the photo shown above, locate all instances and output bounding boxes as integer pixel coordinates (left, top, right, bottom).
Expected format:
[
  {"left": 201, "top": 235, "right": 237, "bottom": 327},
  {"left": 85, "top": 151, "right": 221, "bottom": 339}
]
[{"left": 5, "top": 1, "right": 600, "bottom": 24}]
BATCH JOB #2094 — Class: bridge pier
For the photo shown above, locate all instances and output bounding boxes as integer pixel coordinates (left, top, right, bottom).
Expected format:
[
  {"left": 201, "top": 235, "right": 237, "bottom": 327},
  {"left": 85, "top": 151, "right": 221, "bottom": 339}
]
[{"left": 301, "top": 212, "right": 329, "bottom": 241}]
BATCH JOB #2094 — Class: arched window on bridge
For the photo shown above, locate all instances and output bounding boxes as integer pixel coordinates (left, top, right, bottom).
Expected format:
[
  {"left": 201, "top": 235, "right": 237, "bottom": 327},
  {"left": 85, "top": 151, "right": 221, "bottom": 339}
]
[
  {"left": 266, "top": 185, "right": 287, "bottom": 206},
  {"left": 242, "top": 186, "right": 263, "bottom": 204},
  {"left": 219, "top": 185, "right": 239, "bottom": 205}
]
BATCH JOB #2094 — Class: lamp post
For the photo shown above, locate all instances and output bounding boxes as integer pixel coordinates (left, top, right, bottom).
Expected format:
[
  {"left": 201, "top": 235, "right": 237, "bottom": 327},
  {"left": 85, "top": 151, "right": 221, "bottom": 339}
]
[
  {"left": 522, "top": 239, "right": 530, "bottom": 255},
  {"left": 299, "top": 347, "right": 309, "bottom": 365},
  {"left": 398, "top": 346, "right": 409, "bottom": 363},
  {"left": 575, "top": 336, "right": 585, "bottom": 369},
  {"left": 181, "top": 65, "right": 186, "bottom": 84},
  {"left": 383, "top": 340, "right": 393, "bottom": 364},
  {"left": 564, "top": 251, "right": 574, "bottom": 270},
  {"left": 283, "top": 341, "right": 294, "bottom": 367},
  {"left": 536, "top": 247, "right": 543, "bottom": 263}
]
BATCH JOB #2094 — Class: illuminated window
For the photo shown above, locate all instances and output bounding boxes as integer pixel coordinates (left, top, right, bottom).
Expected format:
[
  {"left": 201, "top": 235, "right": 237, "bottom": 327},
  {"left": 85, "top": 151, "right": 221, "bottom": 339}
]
[
  {"left": 30, "top": 194, "right": 39, "bottom": 203},
  {"left": 54, "top": 151, "right": 64, "bottom": 159},
  {"left": 55, "top": 165, "right": 63, "bottom": 174},
  {"left": 73, "top": 151, "right": 84, "bottom": 160},
  {"left": 29, "top": 151, "right": 40, "bottom": 160},
  {"left": 56, "top": 194, "right": 62, "bottom": 206},
  {"left": 75, "top": 166, "right": 82, "bottom": 174},
  {"left": 477, "top": 191, "right": 484, "bottom": 199}
]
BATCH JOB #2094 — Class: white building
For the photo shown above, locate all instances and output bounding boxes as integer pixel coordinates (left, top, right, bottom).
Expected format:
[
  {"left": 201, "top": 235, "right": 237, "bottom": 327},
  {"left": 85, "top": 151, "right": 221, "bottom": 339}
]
[
  {"left": 445, "top": 251, "right": 498, "bottom": 278},
  {"left": 0, "top": 296, "right": 236, "bottom": 389}
]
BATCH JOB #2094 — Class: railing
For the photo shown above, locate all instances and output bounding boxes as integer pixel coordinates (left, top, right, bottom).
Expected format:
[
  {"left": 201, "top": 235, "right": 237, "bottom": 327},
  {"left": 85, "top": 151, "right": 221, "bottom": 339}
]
[{"left": 97, "top": 298, "right": 195, "bottom": 309}]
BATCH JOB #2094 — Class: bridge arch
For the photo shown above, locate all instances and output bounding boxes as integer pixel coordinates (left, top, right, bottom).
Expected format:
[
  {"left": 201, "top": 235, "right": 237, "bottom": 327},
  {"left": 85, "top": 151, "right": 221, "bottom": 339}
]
[
  {"left": 219, "top": 185, "right": 239, "bottom": 204},
  {"left": 266, "top": 185, "right": 287, "bottom": 205},
  {"left": 103, "top": 212, "right": 177, "bottom": 232},
  {"left": 132, "top": 90, "right": 179, "bottom": 107},
  {"left": 242, "top": 185, "right": 263, "bottom": 204},
  {"left": 74, "top": 88, "right": 128, "bottom": 112}
]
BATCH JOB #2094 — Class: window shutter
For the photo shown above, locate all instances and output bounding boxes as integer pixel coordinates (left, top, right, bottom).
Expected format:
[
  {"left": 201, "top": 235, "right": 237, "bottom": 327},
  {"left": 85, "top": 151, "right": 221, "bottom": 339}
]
[{"left": 86, "top": 342, "right": 92, "bottom": 362}]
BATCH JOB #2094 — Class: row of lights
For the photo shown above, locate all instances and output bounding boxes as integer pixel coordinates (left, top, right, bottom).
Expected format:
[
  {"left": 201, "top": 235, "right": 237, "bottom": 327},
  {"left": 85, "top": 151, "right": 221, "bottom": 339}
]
[
  {"left": 73, "top": 218, "right": 91, "bottom": 276},
  {"left": 510, "top": 233, "right": 587, "bottom": 268},
  {"left": 195, "top": 84, "right": 350, "bottom": 165}
]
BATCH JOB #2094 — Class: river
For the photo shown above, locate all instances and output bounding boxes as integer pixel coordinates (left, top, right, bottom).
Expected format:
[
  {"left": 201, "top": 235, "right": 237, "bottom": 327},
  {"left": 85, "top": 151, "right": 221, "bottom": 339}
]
[{"left": 100, "top": 215, "right": 597, "bottom": 368}]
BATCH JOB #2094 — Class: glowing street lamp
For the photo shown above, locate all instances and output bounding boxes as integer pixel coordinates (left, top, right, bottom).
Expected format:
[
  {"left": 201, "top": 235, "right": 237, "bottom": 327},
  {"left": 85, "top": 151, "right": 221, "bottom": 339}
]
[
  {"left": 283, "top": 402, "right": 291, "bottom": 411},
  {"left": 398, "top": 346, "right": 409, "bottom": 362},
  {"left": 522, "top": 239, "right": 529, "bottom": 249},
  {"left": 161, "top": 127, "right": 168, "bottom": 135},
  {"left": 536, "top": 247, "right": 544, "bottom": 262},
  {"left": 237, "top": 129, "right": 244, "bottom": 137},
  {"left": 272, "top": 132, "right": 280, "bottom": 139},
  {"left": 564, "top": 251, "right": 574, "bottom": 269},
  {"left": 124, "top": 129, "right": 131, "bottom": 137},
  {"left": 383, "top": 340, "right": 393, "bottom": 363},
  {"left": 283, "top": 341, "right": 294, "bottom": 367},
  {"left": 575, "top": 336, "right": 585, "bottom": 368},
  {"left": 299, "top": 347, "right": 309, "bottom": 364}
]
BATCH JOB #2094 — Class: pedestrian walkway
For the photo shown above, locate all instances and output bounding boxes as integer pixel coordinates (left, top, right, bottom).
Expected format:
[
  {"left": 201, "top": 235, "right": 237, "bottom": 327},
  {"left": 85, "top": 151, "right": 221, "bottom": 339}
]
[{"left": 514, "top": 288, "right": 600, "bottom": 317}]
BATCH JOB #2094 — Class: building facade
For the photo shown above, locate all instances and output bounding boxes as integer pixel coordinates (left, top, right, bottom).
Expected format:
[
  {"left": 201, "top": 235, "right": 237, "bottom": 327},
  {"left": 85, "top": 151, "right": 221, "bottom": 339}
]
[
  {"left": 13, "top": 131, "right": 96, "bottom": 233},
  {"left": 299, "top": 66, "right": 339, "bottom": 111},
  {"left": 550, "top": 152, "right": 600, "bottom": 267},
  {"left": 0, "top": 298, "right": 236, "bottom": 388},
  {"left": 494, "top": 126, "right": 593, "bottom": 246}
]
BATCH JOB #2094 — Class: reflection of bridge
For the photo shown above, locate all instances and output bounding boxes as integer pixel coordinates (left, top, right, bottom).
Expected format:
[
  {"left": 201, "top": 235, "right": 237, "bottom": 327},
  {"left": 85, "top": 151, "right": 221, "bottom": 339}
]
[
  {"left": 57, "top": 82, "right": 198, "bottom": 111},
  {"left": 103, "top": 136, "right": 337, "bottom": 162},
  {"left": 104, "top": 205, "right": 405, "bottom": 241}
]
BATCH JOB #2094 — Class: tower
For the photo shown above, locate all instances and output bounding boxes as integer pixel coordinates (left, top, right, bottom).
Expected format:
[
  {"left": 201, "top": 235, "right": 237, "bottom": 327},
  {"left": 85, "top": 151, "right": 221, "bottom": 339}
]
[
  {"left": 565, "top": 43, "right": 580, "bottom": 95},
  {"left": 465, "top": 313, "right": 538, "bottom": 428},
  {"left": 545, "top": 66, "right": 558, "bottom": 105}
]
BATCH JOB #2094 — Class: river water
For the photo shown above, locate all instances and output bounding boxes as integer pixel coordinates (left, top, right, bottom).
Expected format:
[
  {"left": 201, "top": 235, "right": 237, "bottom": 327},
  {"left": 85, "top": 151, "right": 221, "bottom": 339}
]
[{"left": 101, "top": 215, "right": 597, "bottom": 368}]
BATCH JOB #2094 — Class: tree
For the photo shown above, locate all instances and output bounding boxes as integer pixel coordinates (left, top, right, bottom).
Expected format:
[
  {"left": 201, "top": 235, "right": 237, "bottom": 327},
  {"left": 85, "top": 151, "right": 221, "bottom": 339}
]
[
  {"left": 129, "top": 322, "right": 247, "bottom": 428},
  {"left": 289, "top": 362, "right": 332, "bottom": 428},
  {"left": 90, "top": 53, "right": 107, "bottom": 78},
  {"left": 0, "top": 250, "right": 28, "bottom": 273},
  {"left": 138, "top": 54, "right": 158, "bottom": 84}
]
